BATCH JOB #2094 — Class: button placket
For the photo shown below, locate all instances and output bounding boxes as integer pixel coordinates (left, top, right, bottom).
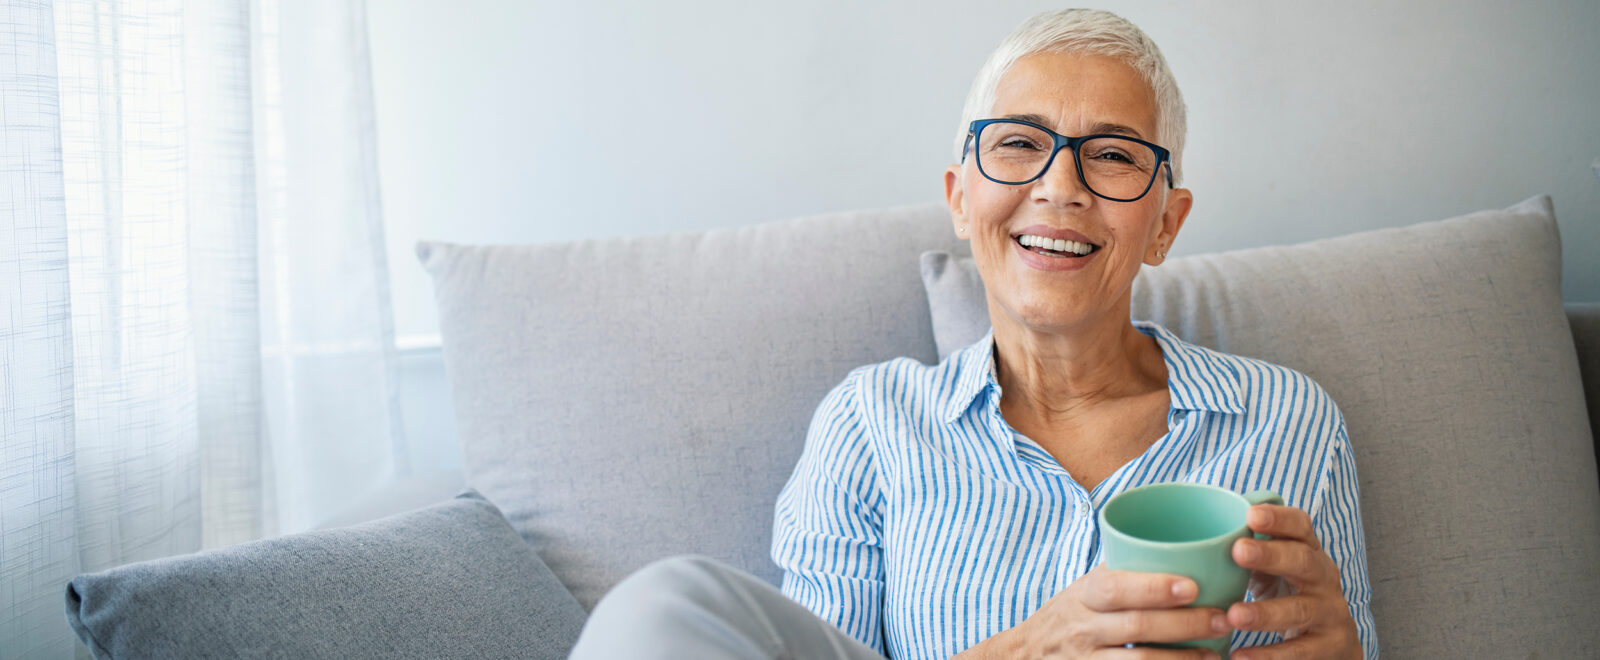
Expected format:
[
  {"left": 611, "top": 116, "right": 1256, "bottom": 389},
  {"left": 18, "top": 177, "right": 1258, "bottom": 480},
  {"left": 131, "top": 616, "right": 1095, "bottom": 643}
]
[
  {"left": 1057, "top": 492, "right": 1099, "bottom": 585},
  {"left": 1082, "top": 499, "right": 1102, "bottom": 568}
]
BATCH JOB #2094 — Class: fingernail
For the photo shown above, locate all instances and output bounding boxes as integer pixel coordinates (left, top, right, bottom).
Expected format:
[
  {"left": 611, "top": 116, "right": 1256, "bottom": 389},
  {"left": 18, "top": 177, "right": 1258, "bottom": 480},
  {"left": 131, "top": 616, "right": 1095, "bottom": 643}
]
[
  {"left": 1238, "top": 540, "right": 1260, "bottom": 563},
  {"left": 1211, "top": 613, "right": 1229, "bottom": 633},
  {"left": 1253, "top": 506, "right": 1273, "bottom": 527},
  {"left": 1172, "top": 580, "right": 1196, "bottom": 599}
]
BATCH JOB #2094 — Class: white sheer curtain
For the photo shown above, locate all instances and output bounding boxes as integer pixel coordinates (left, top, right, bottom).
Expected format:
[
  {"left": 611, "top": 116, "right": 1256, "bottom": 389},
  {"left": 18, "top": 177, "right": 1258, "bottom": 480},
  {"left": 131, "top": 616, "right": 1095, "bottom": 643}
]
[{"left": 1, "top": 0, "right": 403, "bottom": 655}]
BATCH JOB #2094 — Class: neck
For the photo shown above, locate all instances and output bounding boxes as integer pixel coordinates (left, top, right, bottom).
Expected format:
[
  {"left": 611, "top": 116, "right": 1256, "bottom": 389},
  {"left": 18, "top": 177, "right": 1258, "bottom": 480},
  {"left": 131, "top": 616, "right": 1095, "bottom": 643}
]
[{"left": 989, "top": 307, "right": 1167, "bottom": 423}]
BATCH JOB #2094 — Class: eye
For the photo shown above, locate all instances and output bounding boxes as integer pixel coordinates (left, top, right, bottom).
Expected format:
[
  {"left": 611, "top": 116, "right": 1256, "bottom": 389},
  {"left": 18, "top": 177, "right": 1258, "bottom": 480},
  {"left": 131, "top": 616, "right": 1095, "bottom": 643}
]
[
  {"left": 997, "top": 134, "right": 1044, "bottom": 150},
  {"left": 1090, "top": 149, "right": 1132, "bottom": 162}
]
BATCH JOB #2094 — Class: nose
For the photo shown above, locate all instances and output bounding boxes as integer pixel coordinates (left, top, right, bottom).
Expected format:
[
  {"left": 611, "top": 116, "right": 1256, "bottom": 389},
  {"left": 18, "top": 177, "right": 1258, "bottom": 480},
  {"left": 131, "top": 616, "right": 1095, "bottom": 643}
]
[{"left": 1031, "top": 144, "right": 1095, "bottom": 206}]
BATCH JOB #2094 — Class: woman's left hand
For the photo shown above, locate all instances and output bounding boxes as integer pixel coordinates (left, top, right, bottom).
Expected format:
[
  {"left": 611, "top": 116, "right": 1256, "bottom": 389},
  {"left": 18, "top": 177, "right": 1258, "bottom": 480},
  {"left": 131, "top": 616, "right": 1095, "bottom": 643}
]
[{"left": 1226, "top": 504, "right": 1362, "bottom": 660}]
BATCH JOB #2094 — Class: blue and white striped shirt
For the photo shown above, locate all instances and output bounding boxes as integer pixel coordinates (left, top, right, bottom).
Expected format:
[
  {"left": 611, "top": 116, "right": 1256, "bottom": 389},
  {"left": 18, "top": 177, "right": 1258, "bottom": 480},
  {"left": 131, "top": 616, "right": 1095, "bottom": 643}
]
[{"left": 772, "top": 320, "right": 1376, "bottom": 659}]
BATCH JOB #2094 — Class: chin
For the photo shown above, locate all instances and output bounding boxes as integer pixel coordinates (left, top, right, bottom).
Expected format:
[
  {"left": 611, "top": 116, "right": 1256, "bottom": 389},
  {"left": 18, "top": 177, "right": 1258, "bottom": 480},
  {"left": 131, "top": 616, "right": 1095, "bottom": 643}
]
[{"left": 1002, "top": 295, "right": 1093, "bottom": 332}]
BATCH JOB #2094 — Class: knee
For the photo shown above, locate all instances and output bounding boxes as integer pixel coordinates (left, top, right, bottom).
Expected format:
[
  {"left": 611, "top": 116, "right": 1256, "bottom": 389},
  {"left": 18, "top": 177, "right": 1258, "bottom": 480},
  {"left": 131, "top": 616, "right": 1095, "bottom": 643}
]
[
  {"left": 630, "top": 554, "right": 725, "bottom": 589},
  {"left": 573, "top": 556, "right": 771, "bottom": 659}
]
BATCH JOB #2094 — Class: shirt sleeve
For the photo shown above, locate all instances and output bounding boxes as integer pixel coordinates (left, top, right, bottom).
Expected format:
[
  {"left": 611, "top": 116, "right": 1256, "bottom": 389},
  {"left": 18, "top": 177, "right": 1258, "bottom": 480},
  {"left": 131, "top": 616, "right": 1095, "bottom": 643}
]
[
  {"left": 1316, "top": 422, "right": 1379, "bottom": 658},
  {"left": 771, "top": 370, "right": 887, "bottom": 655},
  {"left": 1233, "top": 407, "right": 1379, "bottom": 657}
]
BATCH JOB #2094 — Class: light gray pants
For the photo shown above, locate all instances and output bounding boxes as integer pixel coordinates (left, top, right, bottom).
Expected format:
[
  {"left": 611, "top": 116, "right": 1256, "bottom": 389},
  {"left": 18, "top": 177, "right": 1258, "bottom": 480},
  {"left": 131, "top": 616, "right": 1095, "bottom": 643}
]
[{"left": 568, "top": 555, "right": 887, "bottom": 660}]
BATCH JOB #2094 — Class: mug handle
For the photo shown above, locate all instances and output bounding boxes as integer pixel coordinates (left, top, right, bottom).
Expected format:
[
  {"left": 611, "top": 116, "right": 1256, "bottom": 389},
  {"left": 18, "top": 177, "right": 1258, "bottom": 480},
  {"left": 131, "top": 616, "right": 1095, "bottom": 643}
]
[{"left": 1242, "top": 490, "right": 1283, "bottom": 541}]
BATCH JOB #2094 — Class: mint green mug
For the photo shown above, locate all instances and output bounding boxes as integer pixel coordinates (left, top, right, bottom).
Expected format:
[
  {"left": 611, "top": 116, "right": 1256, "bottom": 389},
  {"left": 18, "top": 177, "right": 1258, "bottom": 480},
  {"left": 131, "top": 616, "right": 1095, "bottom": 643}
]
[{"left": 1098, "top": 482, "right": 1283, "bottom": 658}]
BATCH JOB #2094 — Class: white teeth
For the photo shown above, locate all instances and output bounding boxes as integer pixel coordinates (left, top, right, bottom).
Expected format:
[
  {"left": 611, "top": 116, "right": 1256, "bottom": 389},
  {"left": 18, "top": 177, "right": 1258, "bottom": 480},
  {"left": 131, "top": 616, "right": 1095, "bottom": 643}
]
[{"left": 1017, "top": 234, "right": 1094, "bottom": 256}]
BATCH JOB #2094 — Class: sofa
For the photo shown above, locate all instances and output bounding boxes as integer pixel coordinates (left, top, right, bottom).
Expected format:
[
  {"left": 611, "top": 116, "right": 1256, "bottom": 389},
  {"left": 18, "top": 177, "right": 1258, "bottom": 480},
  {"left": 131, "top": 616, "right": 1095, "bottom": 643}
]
[{"left": 64, "top": 196, "right": 1600, "bottom": 658}]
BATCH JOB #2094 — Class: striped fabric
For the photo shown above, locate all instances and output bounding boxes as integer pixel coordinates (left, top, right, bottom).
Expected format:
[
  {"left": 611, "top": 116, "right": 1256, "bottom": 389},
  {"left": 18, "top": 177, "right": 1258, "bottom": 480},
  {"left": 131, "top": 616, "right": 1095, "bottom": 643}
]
[{"left": 772, "top": 320, "right": 1376, "bottom": 659}]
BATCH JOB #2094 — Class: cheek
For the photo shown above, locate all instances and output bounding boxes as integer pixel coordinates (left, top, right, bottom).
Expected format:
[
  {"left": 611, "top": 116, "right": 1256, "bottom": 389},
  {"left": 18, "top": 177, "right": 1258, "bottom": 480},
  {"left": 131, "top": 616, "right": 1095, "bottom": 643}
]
[
  {"left": 972, "top": 229, "right": 1012, "bottom": 273},
  {"left": 1107, "top": 203, "right": 1164, "bottom": 247},
  {"left": 963, "top": 170, "right": 1022, "bottom": 213}
]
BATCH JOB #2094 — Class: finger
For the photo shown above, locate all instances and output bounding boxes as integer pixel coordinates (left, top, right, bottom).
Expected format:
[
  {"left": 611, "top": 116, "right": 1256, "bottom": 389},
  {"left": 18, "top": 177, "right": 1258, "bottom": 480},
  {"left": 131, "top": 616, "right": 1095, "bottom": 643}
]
[
  {"left": 1093, "top": 645, "right": 1221, "bottom": 660},
  {"left": 1232, "top": 538, "right": 1335, "bottom": 588},
  {"left": 1227, "top": 594, "right": 1322, "bottom": 633},
  {"left": 1229, "top": 634, "right": 1338, "bottom": 660},
  {"left": 1095, "top": 607, "right": 1231, "bottom": 646},
  {"left": 1245, "top": 505, "right": 1317, "bottom": 545},
  {"left": 1079, "top": 568, "right": 1203, "bottom": 611},
  {"left": 1246, "top": 570, "right": 1292, "bottom": 601}
]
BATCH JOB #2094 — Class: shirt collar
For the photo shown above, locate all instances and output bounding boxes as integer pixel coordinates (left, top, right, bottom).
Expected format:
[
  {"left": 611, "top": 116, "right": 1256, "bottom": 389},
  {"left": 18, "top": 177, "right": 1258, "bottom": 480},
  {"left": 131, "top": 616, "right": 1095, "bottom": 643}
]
[
  {"left": 940, "top": 321, "right": 1245, "bottom": 424},
  {"left": 942, "top": 327, "right": 1000, "bottom": 423}
]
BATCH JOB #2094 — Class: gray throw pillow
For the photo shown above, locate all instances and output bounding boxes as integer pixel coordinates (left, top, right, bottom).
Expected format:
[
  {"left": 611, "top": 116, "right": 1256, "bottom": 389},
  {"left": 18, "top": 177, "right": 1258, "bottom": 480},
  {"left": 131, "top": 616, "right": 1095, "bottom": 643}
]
[
  {"left": 64, "top": 489, "right": 586, "bottom": 659},
  {"left": 416, "top": 203, "right": 968, "bottom": 610},
  {"left": 918, "top": 196, "right": 1600, "bottom": 658}
]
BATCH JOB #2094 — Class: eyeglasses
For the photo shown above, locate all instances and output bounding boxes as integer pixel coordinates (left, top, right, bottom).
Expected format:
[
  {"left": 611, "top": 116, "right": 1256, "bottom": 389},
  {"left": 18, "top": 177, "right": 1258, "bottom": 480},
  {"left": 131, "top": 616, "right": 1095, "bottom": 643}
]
[{"left": 962, "top": 118, "right": 1173, "bottom": 202}]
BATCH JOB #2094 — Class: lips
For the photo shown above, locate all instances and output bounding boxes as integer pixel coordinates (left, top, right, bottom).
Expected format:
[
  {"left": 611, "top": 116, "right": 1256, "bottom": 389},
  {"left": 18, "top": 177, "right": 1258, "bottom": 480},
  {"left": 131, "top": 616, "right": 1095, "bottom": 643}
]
[{"left": 1009, "top": 224, "right": 1101, "bottom": 271}]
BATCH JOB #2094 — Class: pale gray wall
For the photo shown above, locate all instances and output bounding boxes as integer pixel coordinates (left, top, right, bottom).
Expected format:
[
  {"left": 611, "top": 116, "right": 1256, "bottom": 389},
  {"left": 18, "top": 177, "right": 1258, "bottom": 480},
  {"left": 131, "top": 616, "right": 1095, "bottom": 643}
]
[{"left": 367, "top": 0, "right": 1600, "bottom": 469}]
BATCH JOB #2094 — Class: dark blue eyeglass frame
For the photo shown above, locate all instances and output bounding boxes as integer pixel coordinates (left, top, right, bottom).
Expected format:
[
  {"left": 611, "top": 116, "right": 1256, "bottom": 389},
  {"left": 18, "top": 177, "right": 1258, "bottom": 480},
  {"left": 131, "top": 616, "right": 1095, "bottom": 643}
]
[{"left": 962, "top": 118, "right": 1175, "bottom": 202}]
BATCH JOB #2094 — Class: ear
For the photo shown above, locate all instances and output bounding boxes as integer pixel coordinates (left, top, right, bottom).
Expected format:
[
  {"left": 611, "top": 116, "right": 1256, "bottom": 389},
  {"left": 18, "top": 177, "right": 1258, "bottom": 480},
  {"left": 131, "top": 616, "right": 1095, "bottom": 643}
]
[
  {"left": 1146, "top": 185, "right": 1193, "bottom": 265},
  {"left": 944, "top": 163, "right": 970, "bottom": 241}
]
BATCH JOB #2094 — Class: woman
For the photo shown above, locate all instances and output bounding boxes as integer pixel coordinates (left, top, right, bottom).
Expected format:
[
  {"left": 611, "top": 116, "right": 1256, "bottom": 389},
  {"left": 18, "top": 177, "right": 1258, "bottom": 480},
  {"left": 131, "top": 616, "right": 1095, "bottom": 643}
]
[{"left": 570, "top": 9, "right": 1375, "bottom": 660}]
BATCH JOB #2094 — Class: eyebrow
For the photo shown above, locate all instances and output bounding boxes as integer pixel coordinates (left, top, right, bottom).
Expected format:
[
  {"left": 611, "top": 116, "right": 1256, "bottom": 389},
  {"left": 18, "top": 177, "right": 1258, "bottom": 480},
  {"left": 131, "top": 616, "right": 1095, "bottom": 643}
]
[{"left": 1001, "top": 113, "right": 1145, "bottom": 139}]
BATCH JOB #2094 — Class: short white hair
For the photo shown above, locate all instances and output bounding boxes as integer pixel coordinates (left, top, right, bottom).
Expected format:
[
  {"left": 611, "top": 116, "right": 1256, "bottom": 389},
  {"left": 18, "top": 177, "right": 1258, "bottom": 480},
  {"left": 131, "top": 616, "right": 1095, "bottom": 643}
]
[{"left": 954, "top": 9, "right": 1188, "bottom": 185}]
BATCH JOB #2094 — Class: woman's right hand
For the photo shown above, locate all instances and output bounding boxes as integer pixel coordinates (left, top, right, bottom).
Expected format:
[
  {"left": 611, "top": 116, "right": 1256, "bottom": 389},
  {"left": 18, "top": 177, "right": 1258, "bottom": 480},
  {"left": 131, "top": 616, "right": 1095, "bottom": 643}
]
[{"left": 963, "top": 564, "right": 1232, "bottom": 659}]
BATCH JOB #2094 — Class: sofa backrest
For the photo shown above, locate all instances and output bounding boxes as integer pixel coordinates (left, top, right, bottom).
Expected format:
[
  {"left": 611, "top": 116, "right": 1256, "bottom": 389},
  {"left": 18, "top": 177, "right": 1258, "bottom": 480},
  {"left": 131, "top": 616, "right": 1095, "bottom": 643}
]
[
  {"left": 421, "top": 198, "right": 1600, "bottom": 657},
  {"left": 419, "top": 204, "right": 970, "bottom": 611}
]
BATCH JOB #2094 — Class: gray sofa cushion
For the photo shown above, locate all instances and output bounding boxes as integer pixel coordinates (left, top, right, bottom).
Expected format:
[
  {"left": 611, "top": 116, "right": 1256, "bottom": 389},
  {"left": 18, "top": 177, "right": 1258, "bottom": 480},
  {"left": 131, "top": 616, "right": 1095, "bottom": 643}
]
[
  {"left": 64, "top": 489, "right": 586, "bottom": 659},
  {"left": 417, "top": 204, "right": 968, "bottom": 610},
  {"left": 918, "top": 196, "right": 1600, "bottom": 657}
]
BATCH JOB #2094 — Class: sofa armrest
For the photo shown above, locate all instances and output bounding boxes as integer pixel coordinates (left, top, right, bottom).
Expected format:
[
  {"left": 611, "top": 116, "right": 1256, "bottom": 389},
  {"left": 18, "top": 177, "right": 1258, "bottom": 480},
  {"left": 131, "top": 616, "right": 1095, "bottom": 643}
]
[{"left": 1568, "top": 302, "right": 1600, "bottom": 471}]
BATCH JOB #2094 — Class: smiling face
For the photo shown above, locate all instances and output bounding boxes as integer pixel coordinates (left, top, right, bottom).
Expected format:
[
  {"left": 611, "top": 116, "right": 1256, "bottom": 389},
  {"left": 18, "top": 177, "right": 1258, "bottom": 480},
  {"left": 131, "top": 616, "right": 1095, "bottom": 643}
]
[{"left": 944, "top": 51, "right": 1193, "bottom": 337}]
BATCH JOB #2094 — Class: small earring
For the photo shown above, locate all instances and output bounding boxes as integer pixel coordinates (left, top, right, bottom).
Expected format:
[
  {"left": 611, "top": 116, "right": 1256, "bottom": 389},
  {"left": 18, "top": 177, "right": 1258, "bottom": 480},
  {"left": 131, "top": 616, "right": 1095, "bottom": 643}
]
[
  {"left": 958, "top": 227, "right": 966, "bottom": 233},
  {"left": 1157, "top": 250, "right": 1167, "bottom": 259}
]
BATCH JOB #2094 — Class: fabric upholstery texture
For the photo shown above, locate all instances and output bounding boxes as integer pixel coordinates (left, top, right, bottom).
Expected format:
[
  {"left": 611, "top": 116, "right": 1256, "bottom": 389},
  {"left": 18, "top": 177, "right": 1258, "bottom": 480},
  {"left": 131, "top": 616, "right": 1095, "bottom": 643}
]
[
  {"left": 64, "top": 490, "right": 586, "bottom": 659},
  {"left": 1568, "top": 302, "right": 1600, "bottom": 456},
  {"left": 417, "top": 204, "right": 968, "bottom": 611},
  {"left": 917, "top": 196, "right": 1600, "bottom": 657},
  {"left": 919, "top": 250, "right": 993, "bottom": 362}
]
